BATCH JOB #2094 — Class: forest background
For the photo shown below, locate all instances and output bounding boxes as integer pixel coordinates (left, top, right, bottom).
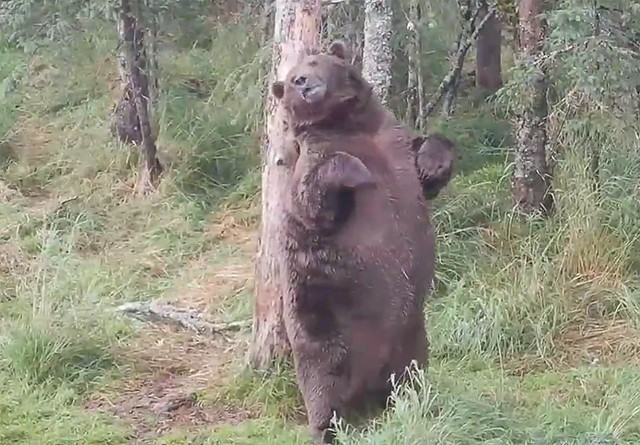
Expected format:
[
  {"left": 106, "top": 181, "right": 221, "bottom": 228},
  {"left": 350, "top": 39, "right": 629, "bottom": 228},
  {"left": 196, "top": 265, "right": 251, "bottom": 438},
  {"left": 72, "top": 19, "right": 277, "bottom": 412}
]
[{"left": 1, "top": 0, "right": 640, "bottom": 443}]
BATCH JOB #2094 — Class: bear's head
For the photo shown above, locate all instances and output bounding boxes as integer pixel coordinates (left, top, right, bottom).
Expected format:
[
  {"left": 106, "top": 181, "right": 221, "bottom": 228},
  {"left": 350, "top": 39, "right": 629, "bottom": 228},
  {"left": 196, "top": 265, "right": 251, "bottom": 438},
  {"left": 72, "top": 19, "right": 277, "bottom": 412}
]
[{"left": 271, "top": 41, "right": 373, "bottom": 130}]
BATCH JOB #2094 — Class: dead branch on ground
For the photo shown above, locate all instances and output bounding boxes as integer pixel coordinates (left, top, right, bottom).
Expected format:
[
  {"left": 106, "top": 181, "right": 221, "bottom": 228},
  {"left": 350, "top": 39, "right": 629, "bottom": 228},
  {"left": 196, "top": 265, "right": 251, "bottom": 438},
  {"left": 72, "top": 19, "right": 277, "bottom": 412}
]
[{"left": 116, "top": 301, "right": 251, "bottom": 336}]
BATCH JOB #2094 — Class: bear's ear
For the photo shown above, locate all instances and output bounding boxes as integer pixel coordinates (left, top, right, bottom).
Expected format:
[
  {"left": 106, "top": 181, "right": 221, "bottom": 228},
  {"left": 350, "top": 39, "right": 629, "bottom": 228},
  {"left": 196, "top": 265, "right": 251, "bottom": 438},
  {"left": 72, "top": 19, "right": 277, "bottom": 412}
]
[
  {"left": 328, "top": 40, "right": 347, "bottom": 60},
  {"left": 410, "top": 136, "right": 426, "bottom": 153},
  {"left": 272, "top": 81, "right": 285, "bottom": 99},
  {"left": 320, "top": 151, "right": 376, "bottom": 189}
]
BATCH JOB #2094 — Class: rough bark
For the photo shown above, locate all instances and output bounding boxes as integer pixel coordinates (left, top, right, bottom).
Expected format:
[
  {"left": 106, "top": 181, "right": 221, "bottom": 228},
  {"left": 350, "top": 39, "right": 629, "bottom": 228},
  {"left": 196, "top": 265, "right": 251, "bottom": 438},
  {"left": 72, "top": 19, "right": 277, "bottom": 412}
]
[
  {"left": 475, "top": 2, "right": 502, "bottom": 92},
  {"left": 406, "top": 0, "right": 424, "bottom": 129},
  {"left": 112, "top": 6, "right": 143, "bottom": 146},
  {"left": 362, "top": 0, "right": 393, "bottom": 105},
  {"left": 250, "top": 0, "right": 322, "bottom": 370},
  {"left": 119, "top": 0, "right": 163, "bottom": 194},
  {"left": 511, "top": 0, "right": 553, "bottom": 215},
  {"left": 144, "top": 0, "right": 160, "bottom": 114},
  {"left": 260, "top": 0, "right": 274, "bottom": 46}
]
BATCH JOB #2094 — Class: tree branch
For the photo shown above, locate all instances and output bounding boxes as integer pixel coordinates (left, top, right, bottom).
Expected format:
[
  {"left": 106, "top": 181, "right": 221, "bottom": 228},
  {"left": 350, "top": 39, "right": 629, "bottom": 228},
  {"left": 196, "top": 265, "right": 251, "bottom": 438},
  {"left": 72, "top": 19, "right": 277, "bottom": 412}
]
[
  {"left": 424, "top": 7, "right": 497, "bottom": 117},
  {"left": 116, "top": 300, "right": 251, "bottom": 335}
]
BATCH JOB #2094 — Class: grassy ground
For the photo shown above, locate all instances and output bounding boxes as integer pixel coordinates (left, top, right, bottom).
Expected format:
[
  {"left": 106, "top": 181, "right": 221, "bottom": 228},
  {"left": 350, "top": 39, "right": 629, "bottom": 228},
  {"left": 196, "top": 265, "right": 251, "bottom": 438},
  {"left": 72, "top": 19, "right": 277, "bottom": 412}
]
[{"left": 2, "top": 16, "right": 640, "bottom": 445}]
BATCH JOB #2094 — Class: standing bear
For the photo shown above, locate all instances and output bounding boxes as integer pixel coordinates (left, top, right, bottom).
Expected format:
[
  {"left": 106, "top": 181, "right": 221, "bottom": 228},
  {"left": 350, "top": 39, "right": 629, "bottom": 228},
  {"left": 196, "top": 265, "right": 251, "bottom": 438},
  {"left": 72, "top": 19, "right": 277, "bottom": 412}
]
[{"left": 271, "top": 41, "right": 454, "bottom": 444}]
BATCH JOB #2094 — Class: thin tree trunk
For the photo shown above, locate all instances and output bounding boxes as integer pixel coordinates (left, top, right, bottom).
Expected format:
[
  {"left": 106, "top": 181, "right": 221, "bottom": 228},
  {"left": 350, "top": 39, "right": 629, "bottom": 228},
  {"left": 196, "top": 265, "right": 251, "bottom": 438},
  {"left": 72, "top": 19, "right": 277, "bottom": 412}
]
[
  {"left": 362, "top": 0, "right": 393, "bottom": 105},
  {"left": 346, "top": 1, "right": 364, "bottom": 69},
  {"left": 144, "top": 0, "right": 160, "bottom": 114},
  {"left": 112, "top": 6, "right": 143, "bottom": 146},
  {"left": 119, "top": 0, "right": 162, "bottom": 194},
  {"left": 424, "top": 6, "right": 496, "bottom": 118},
  {"left": 442, "top": 0, "right": 474, "bottom": 117},
  {"left": 441, "top": 1, "right": 491, "bottom": 117},
  {"left": 250, "top": 0, "right": 322, "bottom": 370},
  {"left": 441, "top": 77, "right": 459, "bottom": 117},
  {"left": 406, "top": 0, "right": 424, "bottom": 129},
  {"left": 475, "top": 2, "right": 502, "bottom": 92},
  {"left": 260, "top": 1, "right": 274, "bottom": 46},
  {"left": 590, "top": 1, "right": 600, "bottom": 191},
  {"left": 259, "top": 1, "right": 275, "bottom": 100},
  {"left": 511, "top": 0, "right": 552, "bottom": 215}
]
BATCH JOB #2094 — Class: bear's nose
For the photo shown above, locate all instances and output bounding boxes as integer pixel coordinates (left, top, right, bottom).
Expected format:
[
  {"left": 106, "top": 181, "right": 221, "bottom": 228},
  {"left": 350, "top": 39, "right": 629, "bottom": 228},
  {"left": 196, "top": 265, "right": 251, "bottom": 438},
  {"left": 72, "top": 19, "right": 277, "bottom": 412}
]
[{"left": 294, "top": 76, "right": 307, "bottom": 86}]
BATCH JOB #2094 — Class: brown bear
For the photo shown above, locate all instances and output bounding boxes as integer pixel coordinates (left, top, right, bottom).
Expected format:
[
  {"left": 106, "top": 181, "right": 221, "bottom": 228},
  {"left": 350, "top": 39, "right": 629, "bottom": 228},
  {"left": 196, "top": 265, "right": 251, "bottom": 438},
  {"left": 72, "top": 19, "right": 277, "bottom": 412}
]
[
  {"left": 271, "top": 41, "right": 451, "bottom": 444},
  {"left": 410, "top": 133, "right": 456, "bottom": 200}
]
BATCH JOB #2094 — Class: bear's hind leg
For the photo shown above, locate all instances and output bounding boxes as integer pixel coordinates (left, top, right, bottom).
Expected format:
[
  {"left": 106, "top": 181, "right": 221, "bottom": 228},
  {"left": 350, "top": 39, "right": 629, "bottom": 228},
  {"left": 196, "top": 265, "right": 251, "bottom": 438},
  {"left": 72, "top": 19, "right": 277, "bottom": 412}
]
[{"left": 293, "top": 342, "right": 349, "bottom": 444}]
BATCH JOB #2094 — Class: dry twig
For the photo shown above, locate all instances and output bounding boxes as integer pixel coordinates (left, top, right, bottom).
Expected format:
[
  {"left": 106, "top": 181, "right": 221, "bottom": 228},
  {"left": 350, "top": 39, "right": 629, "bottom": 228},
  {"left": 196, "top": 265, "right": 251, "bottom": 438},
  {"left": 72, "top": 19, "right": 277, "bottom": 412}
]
[{"left": 116, "top": 301, "right": 251, "bottom": 336}]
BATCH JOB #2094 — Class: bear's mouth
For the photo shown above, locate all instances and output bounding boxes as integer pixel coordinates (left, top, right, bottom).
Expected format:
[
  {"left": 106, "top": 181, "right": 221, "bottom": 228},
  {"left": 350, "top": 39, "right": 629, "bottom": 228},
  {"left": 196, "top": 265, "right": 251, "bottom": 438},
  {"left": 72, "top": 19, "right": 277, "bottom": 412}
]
[{"left": 299, "top": 84, "right": 327, "bottom": 103}]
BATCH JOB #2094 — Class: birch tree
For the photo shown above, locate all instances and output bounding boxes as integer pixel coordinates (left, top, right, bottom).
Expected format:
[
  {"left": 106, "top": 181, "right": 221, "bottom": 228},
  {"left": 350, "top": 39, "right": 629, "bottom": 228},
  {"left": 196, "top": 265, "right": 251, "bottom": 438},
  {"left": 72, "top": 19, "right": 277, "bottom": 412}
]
[
  {"left": 249, "top": 0, "right": 322, "bottom": 370},
  {"left": 362, "top": 0, "right": 393, "bottom": 105},
  {"left": 511, "top": 0, "right": 553, "bottom": 214}
]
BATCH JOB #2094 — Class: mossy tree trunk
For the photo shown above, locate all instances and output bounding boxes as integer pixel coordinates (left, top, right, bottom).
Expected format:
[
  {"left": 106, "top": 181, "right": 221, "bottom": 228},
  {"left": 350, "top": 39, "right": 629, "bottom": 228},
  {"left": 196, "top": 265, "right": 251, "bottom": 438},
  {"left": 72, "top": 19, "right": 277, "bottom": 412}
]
[
  {"left": 250, "top": 0, "right": 322, "bottom": 370},
  {"left": 362, "top": 0, "right": 393, "bottom": 105},
  {"left": 475, "top": 1, "right": 502, "bottom": 92},
  {"left": 511, "top": 0, "right": 553, "bottom": 215},
  {"left": 117, "top": 0, "right": 162, "bottom": 194}
]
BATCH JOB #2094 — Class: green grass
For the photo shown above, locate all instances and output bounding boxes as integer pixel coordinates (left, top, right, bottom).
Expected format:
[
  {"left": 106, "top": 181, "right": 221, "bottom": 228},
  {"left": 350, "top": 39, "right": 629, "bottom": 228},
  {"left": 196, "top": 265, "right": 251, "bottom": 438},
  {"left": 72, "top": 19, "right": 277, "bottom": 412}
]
[{"left": 1, "top": 11, "right": 640, "bottom": 445}]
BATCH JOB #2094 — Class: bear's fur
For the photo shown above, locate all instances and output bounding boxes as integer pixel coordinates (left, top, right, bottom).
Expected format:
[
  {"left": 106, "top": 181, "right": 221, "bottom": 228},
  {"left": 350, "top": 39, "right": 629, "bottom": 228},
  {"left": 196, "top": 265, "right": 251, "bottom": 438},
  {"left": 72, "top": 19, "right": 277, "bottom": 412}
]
[
  {"left": 410, "top": 133, "right": 456, "bottom": 200},
  {"left": 272, "top": 40, "right": 448, "bottom": 444}
]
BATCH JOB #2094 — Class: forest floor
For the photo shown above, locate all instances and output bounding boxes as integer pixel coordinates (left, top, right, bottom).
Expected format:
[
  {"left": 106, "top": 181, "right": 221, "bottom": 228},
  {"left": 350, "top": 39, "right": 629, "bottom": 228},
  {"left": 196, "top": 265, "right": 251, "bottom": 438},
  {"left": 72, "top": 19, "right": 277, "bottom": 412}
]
[{"left": 2, "top": 22, "right": 640, "bottom": 445}]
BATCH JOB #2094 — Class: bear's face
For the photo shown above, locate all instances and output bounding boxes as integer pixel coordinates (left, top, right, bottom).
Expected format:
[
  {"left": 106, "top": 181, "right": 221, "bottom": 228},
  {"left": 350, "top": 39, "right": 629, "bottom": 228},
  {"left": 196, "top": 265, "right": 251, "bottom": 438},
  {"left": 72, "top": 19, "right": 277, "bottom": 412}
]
[{"left": 271, "top": 41, "right": 372, "bottom": 129}]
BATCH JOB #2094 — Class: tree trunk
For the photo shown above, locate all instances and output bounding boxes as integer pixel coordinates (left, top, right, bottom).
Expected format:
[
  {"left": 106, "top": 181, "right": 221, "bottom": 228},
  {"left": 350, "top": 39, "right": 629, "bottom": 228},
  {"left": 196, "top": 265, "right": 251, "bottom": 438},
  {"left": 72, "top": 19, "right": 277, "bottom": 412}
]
[
  {"left": 345, "top": 1, "right": 365, "bottom": 69},
  {"left": 260, "top": 1, "right": 274, "bottom": 46},
  {"left": 144, "top": 0, "right": 160, "bottom": 114},
  {"left": 590, "top": 4, "right": 600, "bottom": 191},
  {"left": 323, "top": 0, "right": 363, "bottom": 69},
  {"left": 119, "top": 0, "right": 163, "bottom": 194},
  {"left": 440, "top": 1, "right": 496, "bottom": 117},
  {"left": 249, "top": 0, "right": 322, "bottom": 370},
  {"left": 406, "top": 0, "right": 424, "bottom": 129},
  {"left": 424, "top": 6, "right": 496, "bottom": 119},
  {"left": 112, "top": 6, "right": 143, "bottom": 146},
  {"left": 362, "top": 0, "right": 393, "bottom": 105},
  {"left": 511, "top": 0, "right": 552, "bottom": 215},
  {"left": 475, "top": 2, "right": 502, "bottom": 92},
  {"left": 441, "top": 75, "right": 460, "bottom": 117}
]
